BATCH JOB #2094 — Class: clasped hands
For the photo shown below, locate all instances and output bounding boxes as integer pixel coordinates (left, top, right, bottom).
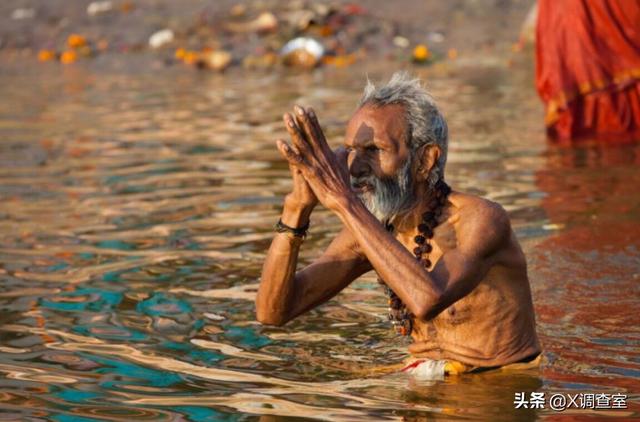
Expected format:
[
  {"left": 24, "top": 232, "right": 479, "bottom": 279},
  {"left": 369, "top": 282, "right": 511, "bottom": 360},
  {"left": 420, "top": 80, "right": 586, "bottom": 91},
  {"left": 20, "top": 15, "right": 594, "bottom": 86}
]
[{"left": 277, "top": 105, "right": 352, "bottom": 213}]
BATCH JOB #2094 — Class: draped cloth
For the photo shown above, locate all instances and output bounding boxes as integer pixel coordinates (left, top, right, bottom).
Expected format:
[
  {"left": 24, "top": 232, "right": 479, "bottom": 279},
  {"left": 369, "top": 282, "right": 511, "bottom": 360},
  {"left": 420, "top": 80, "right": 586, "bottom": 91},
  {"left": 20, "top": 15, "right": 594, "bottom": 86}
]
[
  {"left": 401, "top": 354, "right": 543, "bottom": 379},
  {"left": 535, "top": 0, "right": 640, "bottom": 143}
]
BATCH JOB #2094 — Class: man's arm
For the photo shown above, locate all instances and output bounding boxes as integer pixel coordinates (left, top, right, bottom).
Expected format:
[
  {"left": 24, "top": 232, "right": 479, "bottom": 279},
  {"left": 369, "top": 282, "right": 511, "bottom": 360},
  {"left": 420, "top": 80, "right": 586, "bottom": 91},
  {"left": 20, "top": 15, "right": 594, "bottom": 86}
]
[
  {"left": 278, "top": 105, "right": 511, "bottom": 321},
  {"left": 256, "top": 110, "right": 371, "bottom": 326},
  {"left": 256, "top": 221, "right": 371, "bottom": 326},
  {"left": 336, "top": 198, "right": 511, "bottom": 320}
]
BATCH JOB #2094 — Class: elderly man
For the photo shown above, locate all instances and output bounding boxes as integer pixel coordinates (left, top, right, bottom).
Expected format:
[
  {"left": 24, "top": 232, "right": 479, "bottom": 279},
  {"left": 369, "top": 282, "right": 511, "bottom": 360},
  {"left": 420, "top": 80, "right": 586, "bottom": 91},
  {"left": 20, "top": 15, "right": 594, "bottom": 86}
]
[{"left": 256, "top": 73, "right": 541, "bottom": 377}]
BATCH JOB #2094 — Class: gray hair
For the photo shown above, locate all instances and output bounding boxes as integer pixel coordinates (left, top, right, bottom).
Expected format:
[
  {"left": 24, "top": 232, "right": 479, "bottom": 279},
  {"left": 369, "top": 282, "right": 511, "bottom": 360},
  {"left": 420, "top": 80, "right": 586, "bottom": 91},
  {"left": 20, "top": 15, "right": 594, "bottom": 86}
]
[{"left": 358, "top": 72, "right": 448, "bottom": 188}]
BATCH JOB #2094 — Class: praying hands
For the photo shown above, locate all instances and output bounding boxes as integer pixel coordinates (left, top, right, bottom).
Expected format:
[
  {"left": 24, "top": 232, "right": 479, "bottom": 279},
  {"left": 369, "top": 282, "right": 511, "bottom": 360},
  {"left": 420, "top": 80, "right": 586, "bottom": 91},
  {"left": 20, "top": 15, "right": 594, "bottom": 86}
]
[{"left": 277, "top": 105, "right": 352, "bottom": 214}]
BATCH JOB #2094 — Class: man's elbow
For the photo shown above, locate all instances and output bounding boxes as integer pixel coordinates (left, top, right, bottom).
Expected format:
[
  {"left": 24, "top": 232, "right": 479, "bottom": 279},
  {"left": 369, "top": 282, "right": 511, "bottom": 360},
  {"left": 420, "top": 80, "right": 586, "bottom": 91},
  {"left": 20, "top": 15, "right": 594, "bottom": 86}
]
[
  {"left": 413, "top": 294, "right": 446, "bottom": 321},
  {"left": 255, "top": 307, "right": 289, "bottom": 327},
  {"left": 255, "top": 290, "right": 295, "bottom": 326}
]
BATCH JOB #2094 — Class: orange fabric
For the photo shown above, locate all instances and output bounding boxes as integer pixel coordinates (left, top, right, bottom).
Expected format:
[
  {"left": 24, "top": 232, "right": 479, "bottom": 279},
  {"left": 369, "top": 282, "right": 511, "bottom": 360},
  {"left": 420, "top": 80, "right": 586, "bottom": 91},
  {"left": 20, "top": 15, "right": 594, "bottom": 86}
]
[{"left": 535, "top": 0, "right": 640, "bottom": 143}]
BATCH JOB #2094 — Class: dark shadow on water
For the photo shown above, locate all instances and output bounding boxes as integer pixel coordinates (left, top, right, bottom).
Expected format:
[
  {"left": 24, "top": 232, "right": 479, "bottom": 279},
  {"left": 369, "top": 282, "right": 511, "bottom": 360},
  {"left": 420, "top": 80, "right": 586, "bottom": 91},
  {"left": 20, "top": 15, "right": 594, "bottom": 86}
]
[{"left": 399, "top": 371, "right": 543, "bottom": 421}]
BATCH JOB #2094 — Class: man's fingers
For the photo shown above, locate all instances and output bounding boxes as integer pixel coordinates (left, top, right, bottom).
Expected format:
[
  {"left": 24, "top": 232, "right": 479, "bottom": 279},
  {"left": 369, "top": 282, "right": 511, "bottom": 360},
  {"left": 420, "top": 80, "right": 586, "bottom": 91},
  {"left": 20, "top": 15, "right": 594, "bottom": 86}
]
[
  {"left": 307, "top": 107, "right": 328, "bottom": 144},
  {"left": 283, "top": 112, "right": 310, "bottom": 153},
  {"left": 276, "top": 139, "right": 304, "bottom": 165},
  {"left": 294, "top": 105, "right": 333, "bottom": 157},
  {"left": 296, "top": 107, "right": 331, "bottom": 156},
  {"left": 293, "top": 106, "right": 320, "bottom": 157},
  {"left": 294, "top": 105, "right": 319, "bottom": 142}
]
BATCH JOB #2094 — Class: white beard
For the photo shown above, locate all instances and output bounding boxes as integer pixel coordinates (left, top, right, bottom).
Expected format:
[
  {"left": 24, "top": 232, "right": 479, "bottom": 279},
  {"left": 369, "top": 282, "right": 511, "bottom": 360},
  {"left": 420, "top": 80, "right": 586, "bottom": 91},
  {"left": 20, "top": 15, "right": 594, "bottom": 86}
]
[{"left": 352, "top": 157, "right": 415, "bottom": 222}]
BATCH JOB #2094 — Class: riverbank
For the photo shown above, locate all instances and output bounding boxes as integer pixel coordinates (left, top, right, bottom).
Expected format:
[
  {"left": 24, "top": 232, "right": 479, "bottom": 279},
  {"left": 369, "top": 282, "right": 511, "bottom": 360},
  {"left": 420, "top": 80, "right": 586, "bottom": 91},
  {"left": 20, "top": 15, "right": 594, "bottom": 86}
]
[{"left": 1, "top": 0, "right": 535, "bottom": 71}]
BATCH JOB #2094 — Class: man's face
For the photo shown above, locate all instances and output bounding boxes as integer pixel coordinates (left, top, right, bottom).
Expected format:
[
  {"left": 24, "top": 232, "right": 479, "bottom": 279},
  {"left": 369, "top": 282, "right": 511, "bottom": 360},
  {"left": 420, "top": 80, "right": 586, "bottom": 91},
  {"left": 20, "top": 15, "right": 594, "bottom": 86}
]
[{"left": 344, "top": 104, "right": 414, "bottom": 221}]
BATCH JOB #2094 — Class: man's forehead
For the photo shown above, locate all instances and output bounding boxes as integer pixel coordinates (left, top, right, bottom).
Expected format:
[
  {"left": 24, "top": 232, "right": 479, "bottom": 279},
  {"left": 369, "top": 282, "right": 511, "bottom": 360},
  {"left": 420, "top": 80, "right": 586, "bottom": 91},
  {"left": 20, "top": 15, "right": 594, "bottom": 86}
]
[{"left": 346, "top": 104, "right": 407, "bottom": 143}]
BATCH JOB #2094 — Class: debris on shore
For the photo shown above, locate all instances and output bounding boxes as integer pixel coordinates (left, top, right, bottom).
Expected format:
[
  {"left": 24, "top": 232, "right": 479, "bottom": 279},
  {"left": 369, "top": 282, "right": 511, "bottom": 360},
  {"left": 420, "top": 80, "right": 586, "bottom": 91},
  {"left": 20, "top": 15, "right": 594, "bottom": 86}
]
[
  {"left": 4, "top": 1, "right": 478, "bottom": 72},
  {"left": 38, "top": 34, "right": 94, "bottom": 64}
]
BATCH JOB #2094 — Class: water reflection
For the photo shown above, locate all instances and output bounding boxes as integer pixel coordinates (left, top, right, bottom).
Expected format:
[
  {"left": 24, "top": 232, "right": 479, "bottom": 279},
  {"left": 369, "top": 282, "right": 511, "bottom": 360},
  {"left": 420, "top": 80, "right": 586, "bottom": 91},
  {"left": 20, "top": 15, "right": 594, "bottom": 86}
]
[
  {"left": 0, "top": 57, "right": 638, "bottom": 420},
  {"left": 536, "top": 142, "right": 640, "bottom": 251}
]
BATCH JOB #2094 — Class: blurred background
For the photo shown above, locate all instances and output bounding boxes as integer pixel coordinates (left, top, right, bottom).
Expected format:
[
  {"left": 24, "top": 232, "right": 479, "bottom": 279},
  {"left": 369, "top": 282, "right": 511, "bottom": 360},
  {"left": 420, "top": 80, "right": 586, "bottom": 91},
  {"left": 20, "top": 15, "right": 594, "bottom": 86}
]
[{"left": 0, "top": 0, "right": 638, "bottom": 420}]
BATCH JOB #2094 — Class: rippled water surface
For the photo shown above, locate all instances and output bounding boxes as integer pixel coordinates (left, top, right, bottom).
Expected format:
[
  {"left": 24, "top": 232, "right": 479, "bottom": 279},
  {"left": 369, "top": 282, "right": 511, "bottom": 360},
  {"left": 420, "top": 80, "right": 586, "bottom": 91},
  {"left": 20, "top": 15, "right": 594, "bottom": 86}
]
[{"left": 0, "top": 56, "right": 639, "bottom": 421}]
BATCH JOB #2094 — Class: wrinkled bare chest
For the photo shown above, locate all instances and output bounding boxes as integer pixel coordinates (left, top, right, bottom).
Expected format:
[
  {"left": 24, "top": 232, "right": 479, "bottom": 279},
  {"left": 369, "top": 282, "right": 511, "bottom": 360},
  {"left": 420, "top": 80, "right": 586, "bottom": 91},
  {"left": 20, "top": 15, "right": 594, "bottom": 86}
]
[
  {"left": 434, "top": 293, "right": 476, "bottom": 328},
  {"left": 433, "top": 280, "right": 505, "bottom": 331}
]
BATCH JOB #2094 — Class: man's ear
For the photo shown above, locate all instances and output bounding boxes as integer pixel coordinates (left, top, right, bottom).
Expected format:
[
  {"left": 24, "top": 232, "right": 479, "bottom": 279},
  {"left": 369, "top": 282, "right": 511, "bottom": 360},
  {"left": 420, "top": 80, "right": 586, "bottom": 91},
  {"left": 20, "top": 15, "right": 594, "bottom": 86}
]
[{"left": 416, "top": 144, "right": 441, "bottom": 181}]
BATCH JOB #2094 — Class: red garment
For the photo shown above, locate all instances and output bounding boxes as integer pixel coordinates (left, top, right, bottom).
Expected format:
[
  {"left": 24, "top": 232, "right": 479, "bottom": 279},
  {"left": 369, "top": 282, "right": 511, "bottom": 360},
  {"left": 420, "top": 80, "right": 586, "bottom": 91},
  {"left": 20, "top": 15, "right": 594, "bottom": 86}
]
[{"left": 535, "top": 0, "right": 640, "bottom": 143}]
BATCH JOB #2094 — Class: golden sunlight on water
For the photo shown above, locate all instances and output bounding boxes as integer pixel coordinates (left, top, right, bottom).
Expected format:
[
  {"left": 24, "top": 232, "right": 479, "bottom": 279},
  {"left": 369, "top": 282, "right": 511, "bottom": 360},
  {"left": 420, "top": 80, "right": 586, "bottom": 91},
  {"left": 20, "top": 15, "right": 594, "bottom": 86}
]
[{"left": 0, "top": 56, "right": 638, "bottom": 420}]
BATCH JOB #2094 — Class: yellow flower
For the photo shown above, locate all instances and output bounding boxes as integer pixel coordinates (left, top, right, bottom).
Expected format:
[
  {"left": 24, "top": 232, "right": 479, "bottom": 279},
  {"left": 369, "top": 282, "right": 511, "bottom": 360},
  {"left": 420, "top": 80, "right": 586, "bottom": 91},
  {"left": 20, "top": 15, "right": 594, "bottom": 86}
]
[
  {"left": 60, "top": 50, "right": 77, "bottom": 64},
  {"left": 322, "top": 53, "right": 357, "bottom": 67},
  {"left": 67, "top": 34, "right": 87, "bottom": 49},
  {"left": 183, "top": 51, "right": 199, "bottom": 65},
  {"left": 175, "top": 48, "right": 187, "bottom": 60},
  {"left": 38, "top": 49, "right": 56, "bottom": 62},
  {"left": 412, "top": 44, "right": 430, "bottom": 62}
]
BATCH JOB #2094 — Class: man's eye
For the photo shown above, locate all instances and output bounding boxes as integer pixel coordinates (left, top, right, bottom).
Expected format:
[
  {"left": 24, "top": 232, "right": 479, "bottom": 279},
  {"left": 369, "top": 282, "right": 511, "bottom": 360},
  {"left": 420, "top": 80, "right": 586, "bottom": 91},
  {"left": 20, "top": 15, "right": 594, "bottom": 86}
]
[{"left": 366, "top": 145, "right": 379, "bottom": 152}]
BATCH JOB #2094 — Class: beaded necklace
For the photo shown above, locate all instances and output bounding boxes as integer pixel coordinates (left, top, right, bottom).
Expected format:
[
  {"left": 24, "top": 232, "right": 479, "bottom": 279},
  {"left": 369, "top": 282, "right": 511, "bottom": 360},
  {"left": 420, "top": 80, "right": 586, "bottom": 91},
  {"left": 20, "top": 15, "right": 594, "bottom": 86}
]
[{"left": 378, "top": 179, "right": 452, "bottom": 336}]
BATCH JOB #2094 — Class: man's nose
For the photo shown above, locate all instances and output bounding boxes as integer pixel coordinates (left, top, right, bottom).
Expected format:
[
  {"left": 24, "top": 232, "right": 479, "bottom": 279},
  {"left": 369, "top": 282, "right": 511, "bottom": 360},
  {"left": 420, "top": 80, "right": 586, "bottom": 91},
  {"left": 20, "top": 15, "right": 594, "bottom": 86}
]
[{"left": 349, "top": 152, "right": 369, "bottom": 179}]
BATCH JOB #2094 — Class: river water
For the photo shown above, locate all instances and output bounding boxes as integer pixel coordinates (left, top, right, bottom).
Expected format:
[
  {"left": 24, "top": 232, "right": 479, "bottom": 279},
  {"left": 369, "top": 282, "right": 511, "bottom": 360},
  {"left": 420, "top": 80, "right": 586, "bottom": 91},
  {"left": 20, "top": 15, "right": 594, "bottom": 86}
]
[{"left": 0, "top": 55, "right": 638, "bottom": 421}]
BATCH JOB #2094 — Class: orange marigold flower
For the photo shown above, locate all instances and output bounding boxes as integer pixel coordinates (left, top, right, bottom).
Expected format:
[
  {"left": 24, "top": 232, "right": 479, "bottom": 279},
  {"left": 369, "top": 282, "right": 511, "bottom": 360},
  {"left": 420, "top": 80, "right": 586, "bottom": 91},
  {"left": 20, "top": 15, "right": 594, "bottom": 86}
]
[
  {"left": 175, "top": 48, "right": 187, "bottom": 60},
  {"left": 183, "top": 51, "right": 199, "bottom": 65},
  {"left": 60, "top": 50, "right": 77, "bottom": 64},
  {"left": 67, "top": 34, "right": 87, "bottom": 49},
  {"left": 412, "top": 44, "right": 430, "bottom": 62},
  {"left": 38, "top": 49, "right": 56, "bottom": 62}
]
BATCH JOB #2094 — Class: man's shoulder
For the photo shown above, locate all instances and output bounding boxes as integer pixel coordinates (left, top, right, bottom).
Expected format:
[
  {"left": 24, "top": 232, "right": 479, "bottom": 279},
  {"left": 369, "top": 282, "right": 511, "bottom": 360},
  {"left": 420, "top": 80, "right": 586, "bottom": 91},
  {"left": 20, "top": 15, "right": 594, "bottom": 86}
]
[
  {"left": 451, "top": 191, "right": 509, "bottom": 225},
  {"left": 450, "top": 191, "right": 511, "bottom": 251}
]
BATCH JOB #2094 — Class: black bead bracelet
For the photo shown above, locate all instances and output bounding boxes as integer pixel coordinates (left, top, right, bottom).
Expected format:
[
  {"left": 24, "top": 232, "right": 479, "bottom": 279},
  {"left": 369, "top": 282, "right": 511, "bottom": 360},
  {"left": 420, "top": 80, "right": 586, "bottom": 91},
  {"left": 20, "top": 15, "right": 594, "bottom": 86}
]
[{"left": 275, "top": 219, "right": 309, "bottom": 238}]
